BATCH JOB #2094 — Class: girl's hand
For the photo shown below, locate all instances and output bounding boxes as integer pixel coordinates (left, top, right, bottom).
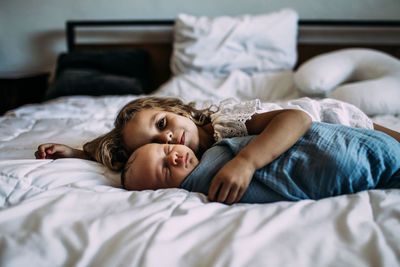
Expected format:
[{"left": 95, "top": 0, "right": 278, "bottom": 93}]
[
  {"left": 208, "top": 156, "right": 255, "bottom": 204},
  {"left": 35, "top": 143, "right": 82, "bottom": 159}
]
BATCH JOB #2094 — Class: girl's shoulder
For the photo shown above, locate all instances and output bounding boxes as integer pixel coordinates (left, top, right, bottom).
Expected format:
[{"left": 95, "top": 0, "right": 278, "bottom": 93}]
[{"left": 210, "top": 98, "right": 265, "bottom": 141}]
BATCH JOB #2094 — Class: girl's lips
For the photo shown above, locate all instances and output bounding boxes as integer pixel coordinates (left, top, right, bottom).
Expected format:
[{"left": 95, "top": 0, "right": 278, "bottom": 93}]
[{"left": 180, "top": 132, "right": 185, "bottom": 145}]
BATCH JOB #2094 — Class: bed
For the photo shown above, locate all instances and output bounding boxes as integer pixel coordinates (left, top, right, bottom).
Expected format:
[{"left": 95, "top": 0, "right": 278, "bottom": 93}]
[{"left": 1, "top": 10, "right": 400, "bottom": 267}]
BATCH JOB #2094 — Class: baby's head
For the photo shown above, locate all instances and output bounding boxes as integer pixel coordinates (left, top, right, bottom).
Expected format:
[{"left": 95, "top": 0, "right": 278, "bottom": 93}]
[{"left": 122, "top": 143, "right": 200, "bottom": 191}]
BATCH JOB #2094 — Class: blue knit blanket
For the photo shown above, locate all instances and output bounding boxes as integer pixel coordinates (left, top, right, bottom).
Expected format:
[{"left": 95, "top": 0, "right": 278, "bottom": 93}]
[{"left": 180, "top": 122, "right": 400, "bottom": 203}]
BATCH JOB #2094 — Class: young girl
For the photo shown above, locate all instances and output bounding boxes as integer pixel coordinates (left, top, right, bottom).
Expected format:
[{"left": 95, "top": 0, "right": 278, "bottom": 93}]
[{"left": 35, "top": 97, "right": 400, "bottom": 203}]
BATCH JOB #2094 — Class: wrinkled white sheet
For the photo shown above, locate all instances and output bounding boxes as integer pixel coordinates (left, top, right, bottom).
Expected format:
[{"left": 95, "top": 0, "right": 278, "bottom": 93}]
[{"left": 1, "top": 85, "right": 400, "bottom": 266}]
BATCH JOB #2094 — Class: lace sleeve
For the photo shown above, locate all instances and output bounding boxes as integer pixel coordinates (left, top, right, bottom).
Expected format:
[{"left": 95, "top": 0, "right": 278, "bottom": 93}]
[{"left": 210, "top": 98, "right": 264, "bottom": 141}]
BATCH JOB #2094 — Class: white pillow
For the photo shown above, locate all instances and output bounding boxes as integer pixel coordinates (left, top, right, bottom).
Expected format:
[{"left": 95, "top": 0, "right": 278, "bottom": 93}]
[
  {"left": 171, "top": 9, "right": 298, "bottom": 77},
  {"left": 153, "top": 70, "right": 299, "bottom": 103},
  {"left": 294, "top": 48, "right": 400, "bottom": 115}
]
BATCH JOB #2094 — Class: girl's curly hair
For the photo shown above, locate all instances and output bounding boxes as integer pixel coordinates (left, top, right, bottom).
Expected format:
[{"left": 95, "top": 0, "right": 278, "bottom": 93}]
[{"left": 83, "top": 96, "right": 214, "bottom": 171}]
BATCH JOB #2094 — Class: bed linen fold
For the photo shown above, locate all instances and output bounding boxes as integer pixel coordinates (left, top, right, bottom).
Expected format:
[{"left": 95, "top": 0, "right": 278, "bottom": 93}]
[{"left": 0, "top": 92, "right": 399, "bottom": 267}]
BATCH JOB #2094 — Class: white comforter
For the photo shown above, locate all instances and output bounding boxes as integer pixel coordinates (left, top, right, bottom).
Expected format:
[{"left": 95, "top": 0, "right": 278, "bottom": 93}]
[{"left": 1, "top": 80, "right": 400, "bottom": 266}]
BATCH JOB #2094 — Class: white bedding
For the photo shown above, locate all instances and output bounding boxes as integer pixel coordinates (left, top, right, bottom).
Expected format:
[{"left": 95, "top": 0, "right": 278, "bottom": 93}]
[{"left": 1, "top": 73, "right": 400, "bottom": 266}]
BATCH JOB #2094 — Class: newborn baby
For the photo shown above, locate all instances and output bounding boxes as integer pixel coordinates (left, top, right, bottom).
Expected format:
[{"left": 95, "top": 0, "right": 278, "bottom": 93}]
[{"left": 122, "top": 122, "right": 400, "bottom": 203}]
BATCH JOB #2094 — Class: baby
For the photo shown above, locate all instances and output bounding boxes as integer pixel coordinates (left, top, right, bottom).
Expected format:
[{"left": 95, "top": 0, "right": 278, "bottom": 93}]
[{"left": 122, "top": 122, "right": 400, "bottom": 204}]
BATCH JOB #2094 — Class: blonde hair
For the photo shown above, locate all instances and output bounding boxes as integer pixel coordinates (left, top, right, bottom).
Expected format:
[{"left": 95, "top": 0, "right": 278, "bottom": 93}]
[{"left": 83, "top": 96, "right": 214, "bottom": 171}]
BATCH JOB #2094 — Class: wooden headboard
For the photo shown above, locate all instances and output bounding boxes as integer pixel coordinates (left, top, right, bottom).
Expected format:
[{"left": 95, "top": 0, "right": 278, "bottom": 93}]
[{"left": 66, "top": 20, "right": 400, "bottom": 92}]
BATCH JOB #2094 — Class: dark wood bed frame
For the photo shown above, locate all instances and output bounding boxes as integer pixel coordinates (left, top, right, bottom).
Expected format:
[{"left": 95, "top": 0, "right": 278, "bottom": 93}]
[{"left": 65, "top": 20, "right": 400, "bottom": 92}]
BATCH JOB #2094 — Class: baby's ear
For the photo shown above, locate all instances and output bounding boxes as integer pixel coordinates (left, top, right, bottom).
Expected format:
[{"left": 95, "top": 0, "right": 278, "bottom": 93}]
[
  {"left": 111, "top": 149, "right": 129, "bottom": 171},
  {"left": 112, "top": 161, "right": 124, "bottom": 172}
]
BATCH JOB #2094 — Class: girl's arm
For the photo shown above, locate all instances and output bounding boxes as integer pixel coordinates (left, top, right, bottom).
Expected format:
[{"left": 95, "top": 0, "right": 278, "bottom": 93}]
[
  {"left": 35, "top": 143, "right": 91, "bottom": 160},
  {"left": 208, "top": 109, "right": 312, "bottom": 204},
  {"left": 373, "top": 123, "right": 400, "bottom": 142}
]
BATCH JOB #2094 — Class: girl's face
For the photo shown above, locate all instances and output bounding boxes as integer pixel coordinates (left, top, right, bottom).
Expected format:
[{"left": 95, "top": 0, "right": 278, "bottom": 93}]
[
  {"left": 124, "top": 143, "right": 199, "bottom": 190},
  {"left": 122, "top": 108, "right": 200, "bottom": 153}
]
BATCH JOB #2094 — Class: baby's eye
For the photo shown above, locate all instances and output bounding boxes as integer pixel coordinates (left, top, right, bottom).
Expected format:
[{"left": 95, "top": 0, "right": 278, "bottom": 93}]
[
  {"left": 157, "top": 118, "right": 166, "bottom": 130},
  {"left": 163, "top": 162, "right": 170, "bottom": 178}
]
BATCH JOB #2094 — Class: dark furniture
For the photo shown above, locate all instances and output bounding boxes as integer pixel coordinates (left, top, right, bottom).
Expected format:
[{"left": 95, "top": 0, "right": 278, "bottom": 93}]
[{"left": 0, "top": 72, "right": 50, "bottom": 115}]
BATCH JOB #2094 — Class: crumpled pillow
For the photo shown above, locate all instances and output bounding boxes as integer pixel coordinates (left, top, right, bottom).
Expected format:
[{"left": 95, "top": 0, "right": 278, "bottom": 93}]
[
  {"left": 294, "top": 48, "right": 400, "bottom": 115},
  {"left": 171, "top": 9, "right": 298, "bottom": 77},
  {"left": 46, "top": 50, "right": 149, "bottom": 100},
  {"left": 46, "top": 69, "right": 145, "bottom": 100}
]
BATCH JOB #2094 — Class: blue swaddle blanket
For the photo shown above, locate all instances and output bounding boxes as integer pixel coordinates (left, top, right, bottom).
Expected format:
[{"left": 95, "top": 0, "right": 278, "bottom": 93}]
[{"left": 180, "top": 122, "right": 400, "bottom": 203}]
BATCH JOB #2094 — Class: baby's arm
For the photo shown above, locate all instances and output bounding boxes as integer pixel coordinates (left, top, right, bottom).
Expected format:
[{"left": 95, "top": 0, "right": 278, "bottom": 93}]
[
  {"left": 35, "top": 143, "right": 91, "bottom": 160},
  {"left": 208, "top": 109, "right": 312, "bottom": 204}
]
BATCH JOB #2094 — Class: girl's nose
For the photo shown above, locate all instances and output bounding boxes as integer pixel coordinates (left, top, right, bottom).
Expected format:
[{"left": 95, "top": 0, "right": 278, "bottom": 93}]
[{"left": 159, "top": 131, "right": 173, "bottom": 144}]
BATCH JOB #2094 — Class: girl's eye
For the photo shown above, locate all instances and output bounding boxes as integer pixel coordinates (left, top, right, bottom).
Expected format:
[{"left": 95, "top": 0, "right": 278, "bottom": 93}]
[{"left": 157, "top": 118, "right": 166, "bottom": 130}]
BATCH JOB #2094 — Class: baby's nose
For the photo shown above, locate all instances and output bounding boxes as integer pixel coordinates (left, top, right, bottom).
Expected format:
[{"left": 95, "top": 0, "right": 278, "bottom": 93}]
[{"left": 168, "top": 152, "right": 182, "bottom": 166}]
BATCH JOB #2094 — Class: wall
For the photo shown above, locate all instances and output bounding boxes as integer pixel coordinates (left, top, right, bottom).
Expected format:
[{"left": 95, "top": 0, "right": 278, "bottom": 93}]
[{"left": 1, "top": 0, "right": 400, "bottom": 74}]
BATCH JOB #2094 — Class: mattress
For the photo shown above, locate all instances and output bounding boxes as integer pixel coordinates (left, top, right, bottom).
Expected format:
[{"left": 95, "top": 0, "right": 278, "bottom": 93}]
[{"left": 1, "top": 79, "right": 400, "bottom": 266}]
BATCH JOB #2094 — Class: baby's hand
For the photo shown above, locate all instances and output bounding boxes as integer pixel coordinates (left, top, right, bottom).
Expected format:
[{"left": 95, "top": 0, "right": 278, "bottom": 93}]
[
  {"left": 208, "top": 156, "right": 255, "bottom": 204},
  {"left": 34, "top": 143, "right": 76, "bottom": 159}
]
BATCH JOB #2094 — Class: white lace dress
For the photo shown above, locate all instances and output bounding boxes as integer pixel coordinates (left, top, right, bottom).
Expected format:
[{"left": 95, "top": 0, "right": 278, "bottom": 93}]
[{"left": 210, "top": 97, "right": 374, "bottom": 142}]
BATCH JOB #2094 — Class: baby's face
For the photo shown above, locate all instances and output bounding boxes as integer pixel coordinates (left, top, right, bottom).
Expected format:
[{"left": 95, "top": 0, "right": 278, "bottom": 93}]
[{"left": 124, "top": 143, "right": 199, "bottom": 191}]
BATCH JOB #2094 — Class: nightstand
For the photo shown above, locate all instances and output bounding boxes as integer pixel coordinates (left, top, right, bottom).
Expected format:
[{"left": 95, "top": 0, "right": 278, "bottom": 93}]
[{"left": 0, "top": 71, "right": 50, "bottom": 115}]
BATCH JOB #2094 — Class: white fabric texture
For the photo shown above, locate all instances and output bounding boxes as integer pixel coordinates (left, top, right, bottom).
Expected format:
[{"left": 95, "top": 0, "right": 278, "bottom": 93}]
[
  {"left": 0, "top": 92, "right": 399, "bottom": 267},
  {"left": 294, "top": 48, "right": 400, "bottom": 115},
  {"left": 211, "top": 98, "right": 261, "bottom": 141},
  {"left": 210, "top": 97, "right": 373, "bottom": 141},
  {"left": 0, "top": 94, "right": 399, "bottom": 267},
  {"left": 171, "top": 9, "right": 298, "bottom": 76},
  {"left": 154, "top": 70, "right": 301, "bottom": 102}
]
